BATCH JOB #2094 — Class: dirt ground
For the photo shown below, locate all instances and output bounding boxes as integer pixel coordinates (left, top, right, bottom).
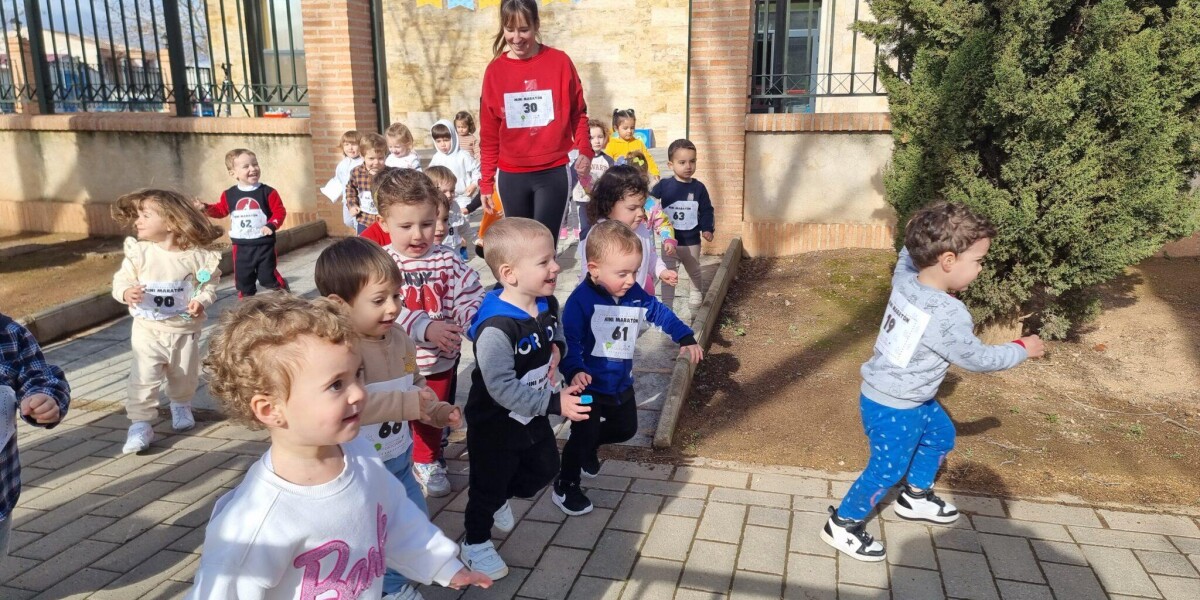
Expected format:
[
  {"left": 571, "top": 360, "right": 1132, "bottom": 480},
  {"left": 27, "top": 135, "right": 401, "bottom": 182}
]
[
  {"left": 663, "top": 249, "right": 1200, "bottom": 507},
  {"left": 0, "top": 232, "right": 127, "bottom": 319}
]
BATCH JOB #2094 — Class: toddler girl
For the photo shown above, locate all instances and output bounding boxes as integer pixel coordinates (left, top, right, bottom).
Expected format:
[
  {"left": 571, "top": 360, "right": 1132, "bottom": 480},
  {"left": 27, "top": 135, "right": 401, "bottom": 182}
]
[
  {"left": 578, "top": 165, "right": 677, "bottom": 296},
  {"left": 454, "top": 111, "right": 480, "bottom": 162},
  {"left": 322, "top": 130, "right": 363, "bottom": 230},
  {"left": 604, "top": 109, "right": 659, "bottom": 181},
  {"left": 570, "top": 119, "right": 615, "bottom": 241},
  {"left": 112, "top": 189, "right": 224, "bottom": 454}
]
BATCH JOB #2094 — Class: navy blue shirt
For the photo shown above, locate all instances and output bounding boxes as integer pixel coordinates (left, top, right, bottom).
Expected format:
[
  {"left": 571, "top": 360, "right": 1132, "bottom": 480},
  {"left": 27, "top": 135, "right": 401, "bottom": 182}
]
[{"left": 651, "top": 177, "right": 715, "bottom": 246}]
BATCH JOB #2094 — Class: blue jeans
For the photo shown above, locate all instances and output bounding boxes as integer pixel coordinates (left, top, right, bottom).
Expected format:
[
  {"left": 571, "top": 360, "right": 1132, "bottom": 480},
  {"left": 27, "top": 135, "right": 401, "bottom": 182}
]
[
  {"left": 836, "top": 395, "right": 956, "bottom": 521},
  {"left": 382, "top": 444, "right": 429, "bottom": 594}
]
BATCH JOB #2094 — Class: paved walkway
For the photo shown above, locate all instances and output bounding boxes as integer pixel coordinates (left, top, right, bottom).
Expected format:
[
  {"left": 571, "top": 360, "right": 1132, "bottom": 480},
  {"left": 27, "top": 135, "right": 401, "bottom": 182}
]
[{"left": 6, "top": 238, "right": 1200, "bottom": 599}]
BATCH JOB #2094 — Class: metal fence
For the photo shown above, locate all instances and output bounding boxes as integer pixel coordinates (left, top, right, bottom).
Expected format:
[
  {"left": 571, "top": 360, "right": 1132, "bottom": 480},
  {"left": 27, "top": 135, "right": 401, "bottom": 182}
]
[
  {"left": 750, "top": 0, "right": 886, "bottom": 114},
  {"left": 0, "top": 0, "right": 307, "bottom": 116}
]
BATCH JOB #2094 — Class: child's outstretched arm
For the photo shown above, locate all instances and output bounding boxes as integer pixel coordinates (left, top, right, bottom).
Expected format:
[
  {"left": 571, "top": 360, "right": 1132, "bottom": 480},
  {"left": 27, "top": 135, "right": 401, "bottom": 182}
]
[
  {"left": 359, "top": 386, "right": 431, "bottom": 425},
  {"left": 636, "top": 287, "right": 703, "bottom": 363},
  {"left": 2, "top": 316, "right": 70, "bottom": 427},
  {"left": 384, "top": 494, "right": 489, "bottom": 589},
  {"left": 931, "top": 305, "right": 1034, "bottom": 372},
  {"left": 203, "top": 191, "right": 230, "bottom": 219},
  {"left": 893, "top": 247, "right": 919, "bottom": 285}
]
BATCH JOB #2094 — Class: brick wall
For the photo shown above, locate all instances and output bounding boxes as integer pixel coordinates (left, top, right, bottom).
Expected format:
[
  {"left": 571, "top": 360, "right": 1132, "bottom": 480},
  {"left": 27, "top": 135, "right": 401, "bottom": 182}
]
[
  {"left": 303, "top": 0, "right": 381, "bottom": 236},
  {"left": 688, "top": 0, "right": 753, "bottom": 254}
]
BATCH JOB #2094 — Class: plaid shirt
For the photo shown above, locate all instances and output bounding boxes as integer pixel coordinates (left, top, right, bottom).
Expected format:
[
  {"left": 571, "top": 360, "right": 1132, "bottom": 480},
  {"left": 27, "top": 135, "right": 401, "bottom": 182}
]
[
  {"left": 0, "top": 314, "right": 70, "bottom": 520},
  {"left": 344, "top": 164, "right": 380, "bottom": 227}
]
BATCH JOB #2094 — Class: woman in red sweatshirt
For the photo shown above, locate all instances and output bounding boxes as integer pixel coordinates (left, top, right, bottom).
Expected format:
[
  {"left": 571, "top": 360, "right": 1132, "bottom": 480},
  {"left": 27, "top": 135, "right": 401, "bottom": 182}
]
[{"left": 479, "top": 0, "right": 593, "bottom": 248}]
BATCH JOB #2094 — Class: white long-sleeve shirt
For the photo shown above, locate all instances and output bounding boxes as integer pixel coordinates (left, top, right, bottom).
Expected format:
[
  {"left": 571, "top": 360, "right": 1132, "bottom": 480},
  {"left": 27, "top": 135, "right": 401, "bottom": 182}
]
[{"left": 187, "top": 436, "right": 464, "bottom": 599}]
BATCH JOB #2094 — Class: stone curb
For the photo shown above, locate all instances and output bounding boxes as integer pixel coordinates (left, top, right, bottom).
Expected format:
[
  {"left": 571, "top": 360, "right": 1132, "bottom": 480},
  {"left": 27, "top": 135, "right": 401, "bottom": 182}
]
[
  {"left": 18, "top": 220, "right": 328, "bottom": 344},
  {"left": 653, "top": 236, "right": 743, "bottom": 449}
]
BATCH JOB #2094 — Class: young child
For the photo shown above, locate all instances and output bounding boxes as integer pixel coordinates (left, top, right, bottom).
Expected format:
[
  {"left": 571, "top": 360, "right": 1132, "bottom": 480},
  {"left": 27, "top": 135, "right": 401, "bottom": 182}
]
[
  {"left": 570, "top": 119, "right": 615, "bottom": 240},
  {"left": 347, "top": 133, "right": 390, "bottom": 233},
  {"left": 321, "top": 130, "right": 364, "bottom": 231},
  {"left": 605, "top": 109, "right": 658, "bottom": 179},
  {"left": 822, "top": 202, "right": 1045, "bottom": 562},
  {"left": 428, "top": 121, "right": 479, "bottom": 250},
  {"left": 0, "top": 313, "right": 70, "bottom": 557},
  {"left": 556, "top": 220, "right": 702, "bottom": 514},
  {"left": 426, "top": 165, "right": 468, "bottom": 259},
  {"left": 187, "top": 294, "right": 491, "bottom": 598},
  {"left": 386, "top": 123, "right": 422, "bottom": 170},
  {"left": 652, "top": 139, "right": 715, "bottom": 310},
  {"left": 202, "top": 149, "right": 287, "bottom": 297},
  {"left": 374, "top": 168, "right": 484, "bottom": 498},
  {"left": 579, "top": 165, "right": 678, "bottom": 297},
  {"left": 114, "top": 189, "right": 224, "bottom": 453},
  {"left": 621, "top": 150, "right": 678, "bottom": 259},
  {"left": 454, "top": 111, "right": 480, "bottom": 162},
  {"left": 460, "top": 217, "right": 590, "bottom": 578},
  {"left": 316, "top": 238, "right": 464, "bottom": 600}
]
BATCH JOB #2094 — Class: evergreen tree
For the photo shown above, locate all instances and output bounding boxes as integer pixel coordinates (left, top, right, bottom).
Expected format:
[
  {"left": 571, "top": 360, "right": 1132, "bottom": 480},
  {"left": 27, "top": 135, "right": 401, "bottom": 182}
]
[{"left": 858, "top": 0, "right": 1200, "bottom": 337}]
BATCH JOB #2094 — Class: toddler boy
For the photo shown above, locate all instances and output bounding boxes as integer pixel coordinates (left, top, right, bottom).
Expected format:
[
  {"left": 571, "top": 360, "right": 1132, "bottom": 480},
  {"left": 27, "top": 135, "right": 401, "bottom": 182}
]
[
  {"left": 428, "top": 121, "right": 480, "bottom": 252},
  {"left": 823, "top": 202, "right": 1044, "bottom": 561},
  {"left": 652, "top": 139, "right": 715, "bottom": 310},
  {"left": 558, "top": 220, "right": 702, "bottom": 515},
  {"left": 204, "top": 149, "right": 287, "bottom": 297},
  {"left": 386, "top": 123, "right": 422, "bottom": 170},
  {"left": 346, "top": 133, "right": 390, "bottom": 232},
  {"left": 459, "top": 217, "right": 591, "bottom": 579}
]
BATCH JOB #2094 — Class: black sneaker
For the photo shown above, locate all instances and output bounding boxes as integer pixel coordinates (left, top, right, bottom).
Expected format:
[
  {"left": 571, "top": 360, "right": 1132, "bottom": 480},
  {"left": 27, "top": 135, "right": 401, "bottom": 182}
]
[
  {"left": 552, "top": 479, "right": 594, "bottom": 516},
  {"left": 894, "top": 484, "right": 960, "bottom": 524},
  {"left": 819, "top": 506, "right": 886, "bottom": 562},
  {"left": 581, "top": 452, "right": 600, "bottom": 479}
]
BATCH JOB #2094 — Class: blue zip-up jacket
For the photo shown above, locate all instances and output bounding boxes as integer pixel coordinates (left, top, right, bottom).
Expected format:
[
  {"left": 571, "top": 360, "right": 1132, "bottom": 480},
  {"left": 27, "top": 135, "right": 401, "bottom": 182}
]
[{"left": 561, "top": 276, "right": 697, "bottom": 397}]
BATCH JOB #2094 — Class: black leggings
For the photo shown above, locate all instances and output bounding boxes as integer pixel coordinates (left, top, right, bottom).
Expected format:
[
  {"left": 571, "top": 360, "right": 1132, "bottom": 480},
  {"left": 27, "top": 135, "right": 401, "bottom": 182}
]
[
  {"left": 497, "top": 166, "right": 570, "bottom": 248},
  {"left": 559, "top": 388, "right": 639, "bottom": 485}
]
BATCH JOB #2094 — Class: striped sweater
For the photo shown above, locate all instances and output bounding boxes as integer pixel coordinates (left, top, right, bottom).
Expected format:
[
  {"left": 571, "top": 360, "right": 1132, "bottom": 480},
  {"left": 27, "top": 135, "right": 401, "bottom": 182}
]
[{"left": 385, "top": 245, "right": 484, "bottom": 375}]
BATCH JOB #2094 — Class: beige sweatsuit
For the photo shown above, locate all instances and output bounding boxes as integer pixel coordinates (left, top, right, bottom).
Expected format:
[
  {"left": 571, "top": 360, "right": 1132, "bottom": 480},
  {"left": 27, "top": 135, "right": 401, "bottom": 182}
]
[{"left": 112, "top": 238, "right": 222, "bottom": 422}]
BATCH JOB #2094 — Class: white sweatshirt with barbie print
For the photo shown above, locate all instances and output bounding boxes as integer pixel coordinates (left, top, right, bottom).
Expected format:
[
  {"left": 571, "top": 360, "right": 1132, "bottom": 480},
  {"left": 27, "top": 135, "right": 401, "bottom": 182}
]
[{"left": 187, "top": 436, "right": 463, "bottom": 600}]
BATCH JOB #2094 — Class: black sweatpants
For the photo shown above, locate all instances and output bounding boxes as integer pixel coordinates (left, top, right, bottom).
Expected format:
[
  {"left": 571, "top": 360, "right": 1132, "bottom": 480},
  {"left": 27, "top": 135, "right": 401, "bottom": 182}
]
[
  {"left": 497, "top": 166, "right": 570, "bottom": 249},
  {"left": 464, "top": 417, "right": 559, "bottom": 544},
  {"left": 231, "top": 242, "right": 286, "bottom": 297},
  {"left": 559, "top": 388, "right": 639, "bottom": 485}
]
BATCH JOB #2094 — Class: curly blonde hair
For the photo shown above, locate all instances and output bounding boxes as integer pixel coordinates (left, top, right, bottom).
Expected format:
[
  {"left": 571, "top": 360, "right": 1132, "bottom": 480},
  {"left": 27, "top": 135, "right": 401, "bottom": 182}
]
[
  {"left": 203, "top": 294, "right": 357, "bottom": 428},
  {"left": 111, "top": 189, "right": 224, "bottom": 250}
]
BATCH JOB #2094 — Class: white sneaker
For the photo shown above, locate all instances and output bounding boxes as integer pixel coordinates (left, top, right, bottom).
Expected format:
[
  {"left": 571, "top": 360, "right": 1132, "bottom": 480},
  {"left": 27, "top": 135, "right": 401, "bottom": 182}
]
[
  {"left": 382, "top": 584, "right": 424, "bottom": 600},
  {"left": 893, "top": 485, "right": 960, "bottom": 524},
  {"left": 820, "top": 507, "right": 886, "bottom": 562},
  {"left": 493, "top": 502, "right": 516, "bottom": 533},
  {"left": 170, "top": 403, "right": 196, "bottom": 432},
  {"left": 460, "top": 540, "right": 509, "bottom": 580},
  {"left": 414, "top": 462, "right": 451, "bottom": 497},
  {"left": 123, "top": 421, "right": 154, "bottom": 455},
  {"left": 688, "top": 289, "right": 704, "bottom": 308}
]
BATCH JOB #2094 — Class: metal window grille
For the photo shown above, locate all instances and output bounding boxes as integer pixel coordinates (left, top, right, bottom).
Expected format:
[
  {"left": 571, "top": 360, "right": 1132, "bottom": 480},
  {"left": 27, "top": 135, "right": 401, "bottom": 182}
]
[
  {"left": 0, "top": 0, "right": 307, "bottom": 116},
  {"left": 750, "top": 0, "right": 886, "bottom": 114}
]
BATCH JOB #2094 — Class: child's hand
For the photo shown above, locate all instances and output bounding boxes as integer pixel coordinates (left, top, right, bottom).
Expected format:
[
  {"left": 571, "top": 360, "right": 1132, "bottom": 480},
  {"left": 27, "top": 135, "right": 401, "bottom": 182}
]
[
  {"left": 664, "top": 244, "right": 677, "bottom": 258},
  {"left": 123, "top": 285, "right": 146, "bottom": 305},
  {"left": 426, "top": 321, "right": 464, "bottom": 353},
  {"left": 461, "top": 206, "right": 470, "bottom": 215},
  {"left": 679, "top": 344, "right": 704, "bottom": 364},
  {"left": 191, "top": 198, "right": 206, "bottom": 211},
  {"left": 448, "top": 567, "right": 492, "bottom": 590},
  {"left": 447, "top": 406, "right": 463, "bottom": 429},
  {"left": 702, "top": 231, "right": 714, "bottom": 243},
  {"left": 571, "top": 372, "right": 592, "bottom": 388},
  {"left": 1020, "top": 335, "right": 1045, "bottom": 359},
  {"left": 560, "top": 385, "right": 592, "bottom": 422},
  {"left": 20, "top": 393, "right": 61, "bottom": 424},
  {"left": 186, "top": 300, "right": 205, "bottom": 318},
  {"left": 260, "top": 226, "right": 274, "bottom": 236},
  {"left": 660, "top": 270, "right": 679, "bottom": 286},
  {"left": 350, "top": 205, "right": 361, "bottom": 216}
]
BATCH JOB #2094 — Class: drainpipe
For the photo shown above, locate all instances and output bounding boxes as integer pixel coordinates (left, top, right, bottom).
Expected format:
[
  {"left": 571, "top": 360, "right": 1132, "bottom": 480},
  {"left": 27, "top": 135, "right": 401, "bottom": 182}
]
[{"left": 370, "top": 0, "right": 390, "bottom": 130}]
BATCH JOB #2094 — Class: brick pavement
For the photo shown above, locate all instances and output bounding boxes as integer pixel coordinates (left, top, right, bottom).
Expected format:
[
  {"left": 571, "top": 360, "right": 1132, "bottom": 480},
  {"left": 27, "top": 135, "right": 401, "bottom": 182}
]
[{"left": 7, "top": 239, "right": 1200, "bottom": 599}]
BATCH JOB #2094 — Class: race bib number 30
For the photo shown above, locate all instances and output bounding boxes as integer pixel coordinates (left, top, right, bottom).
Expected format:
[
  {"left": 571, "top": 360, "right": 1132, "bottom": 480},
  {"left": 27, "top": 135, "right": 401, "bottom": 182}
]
[
  {"left": 668, "top": 198, "right": 699, "bottom": 231},
  {"left": 874, "top": 291, "right": 932, "bottom": 368},
  {"left": 132, "top": 280, "right": 192, "bottom": 321},
  {"left": 591, "top": 305, "right": 647, "bottom": 360},
  {"left": 504, "top": 90, "right": 555, "bottom": 129}
]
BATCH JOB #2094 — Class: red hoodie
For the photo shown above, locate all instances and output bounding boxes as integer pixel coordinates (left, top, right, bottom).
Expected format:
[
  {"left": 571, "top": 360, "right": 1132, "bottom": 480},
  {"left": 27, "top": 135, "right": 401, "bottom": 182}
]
[{"left": 478, "top": 45, "right": 593, "bottom": 196}]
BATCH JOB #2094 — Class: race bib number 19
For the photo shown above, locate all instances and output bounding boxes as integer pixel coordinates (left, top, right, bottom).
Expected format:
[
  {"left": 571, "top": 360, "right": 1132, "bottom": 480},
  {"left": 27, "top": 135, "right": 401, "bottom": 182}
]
[
  {"left": 504, "top": 90, "right": 555, "bottom": 129},
  {"left": 874, "top": 291, "right": 931, "bottom": 368}
]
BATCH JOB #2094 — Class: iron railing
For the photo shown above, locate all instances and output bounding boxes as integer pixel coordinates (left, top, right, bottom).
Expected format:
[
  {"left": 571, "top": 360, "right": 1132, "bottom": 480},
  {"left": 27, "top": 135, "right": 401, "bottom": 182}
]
[
  {"left": 750, "top": 0, "right": 886, "bottom": 114},
  {"left": 0, "top": 0, "right": 307, "bottom": 116}
]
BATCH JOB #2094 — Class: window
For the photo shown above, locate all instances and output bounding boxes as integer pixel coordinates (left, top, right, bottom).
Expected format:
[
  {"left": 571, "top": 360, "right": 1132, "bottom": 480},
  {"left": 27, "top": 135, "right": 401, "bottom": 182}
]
[{"left": 752, "top": 0, "right": 821, "bottom": 114}]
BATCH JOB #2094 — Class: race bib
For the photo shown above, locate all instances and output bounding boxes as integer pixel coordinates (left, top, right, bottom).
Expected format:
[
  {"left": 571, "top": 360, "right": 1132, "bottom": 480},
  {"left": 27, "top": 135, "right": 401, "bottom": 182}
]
[
  {"left": 504, "top": 90, "right": 555, "bottom": 129},
  {"left": 230, "top": 207, "right": 268, "bottom": 239},
  {"left": 359, "top": 191, "right": 378, "bottom": 216},
  {"left": 363, "top": 375, "right": 416, "bottom": 461},
  {"left": 668, "top": 197, "right": 699, "bottom": 231},
  {"left": 1, "top": 385, "right": 16, "bottom": 448},
  {"left": 509, "top": 363, "right": 550, "bottom": 425},
  {"left": 132, "top": 280, "right": 192, "bottom": 321},
  {"left": 591, "top": 305, "right": 647, "bottom": 360},
  {"left": 874, "top": 291, "right": 932, "bottom": 368}
]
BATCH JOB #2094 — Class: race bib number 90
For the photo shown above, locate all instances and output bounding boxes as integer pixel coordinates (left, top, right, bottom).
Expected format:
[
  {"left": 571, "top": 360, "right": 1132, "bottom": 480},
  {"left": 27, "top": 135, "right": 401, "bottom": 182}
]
[
  {"left": 132, "top": 280, "right": 192, "bottom": 321},
  {"left": 504, "top": 90, "right": 555, "bottom": 129},
  {"left": 591, "top": 305, "right": 647, "bottom": 360},
  {"left": 874, "top": 291, "right": 932, "bottom": 368}
]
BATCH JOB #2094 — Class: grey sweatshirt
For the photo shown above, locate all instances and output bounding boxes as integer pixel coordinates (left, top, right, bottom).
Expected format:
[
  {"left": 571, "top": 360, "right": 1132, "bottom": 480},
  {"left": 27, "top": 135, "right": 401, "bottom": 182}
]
[{"left": 860, "top": 248, "right": 1027, "bottom": 409}]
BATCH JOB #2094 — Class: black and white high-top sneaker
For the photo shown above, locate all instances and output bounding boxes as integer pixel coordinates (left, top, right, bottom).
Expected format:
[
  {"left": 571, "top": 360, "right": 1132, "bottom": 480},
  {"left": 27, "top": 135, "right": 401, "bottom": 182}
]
[
  {"left": 820, "top": 507, "right": 886, "bottom": 562},
  {"left": 893, "top": 484, "right": 960, "bottom": 524}
]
